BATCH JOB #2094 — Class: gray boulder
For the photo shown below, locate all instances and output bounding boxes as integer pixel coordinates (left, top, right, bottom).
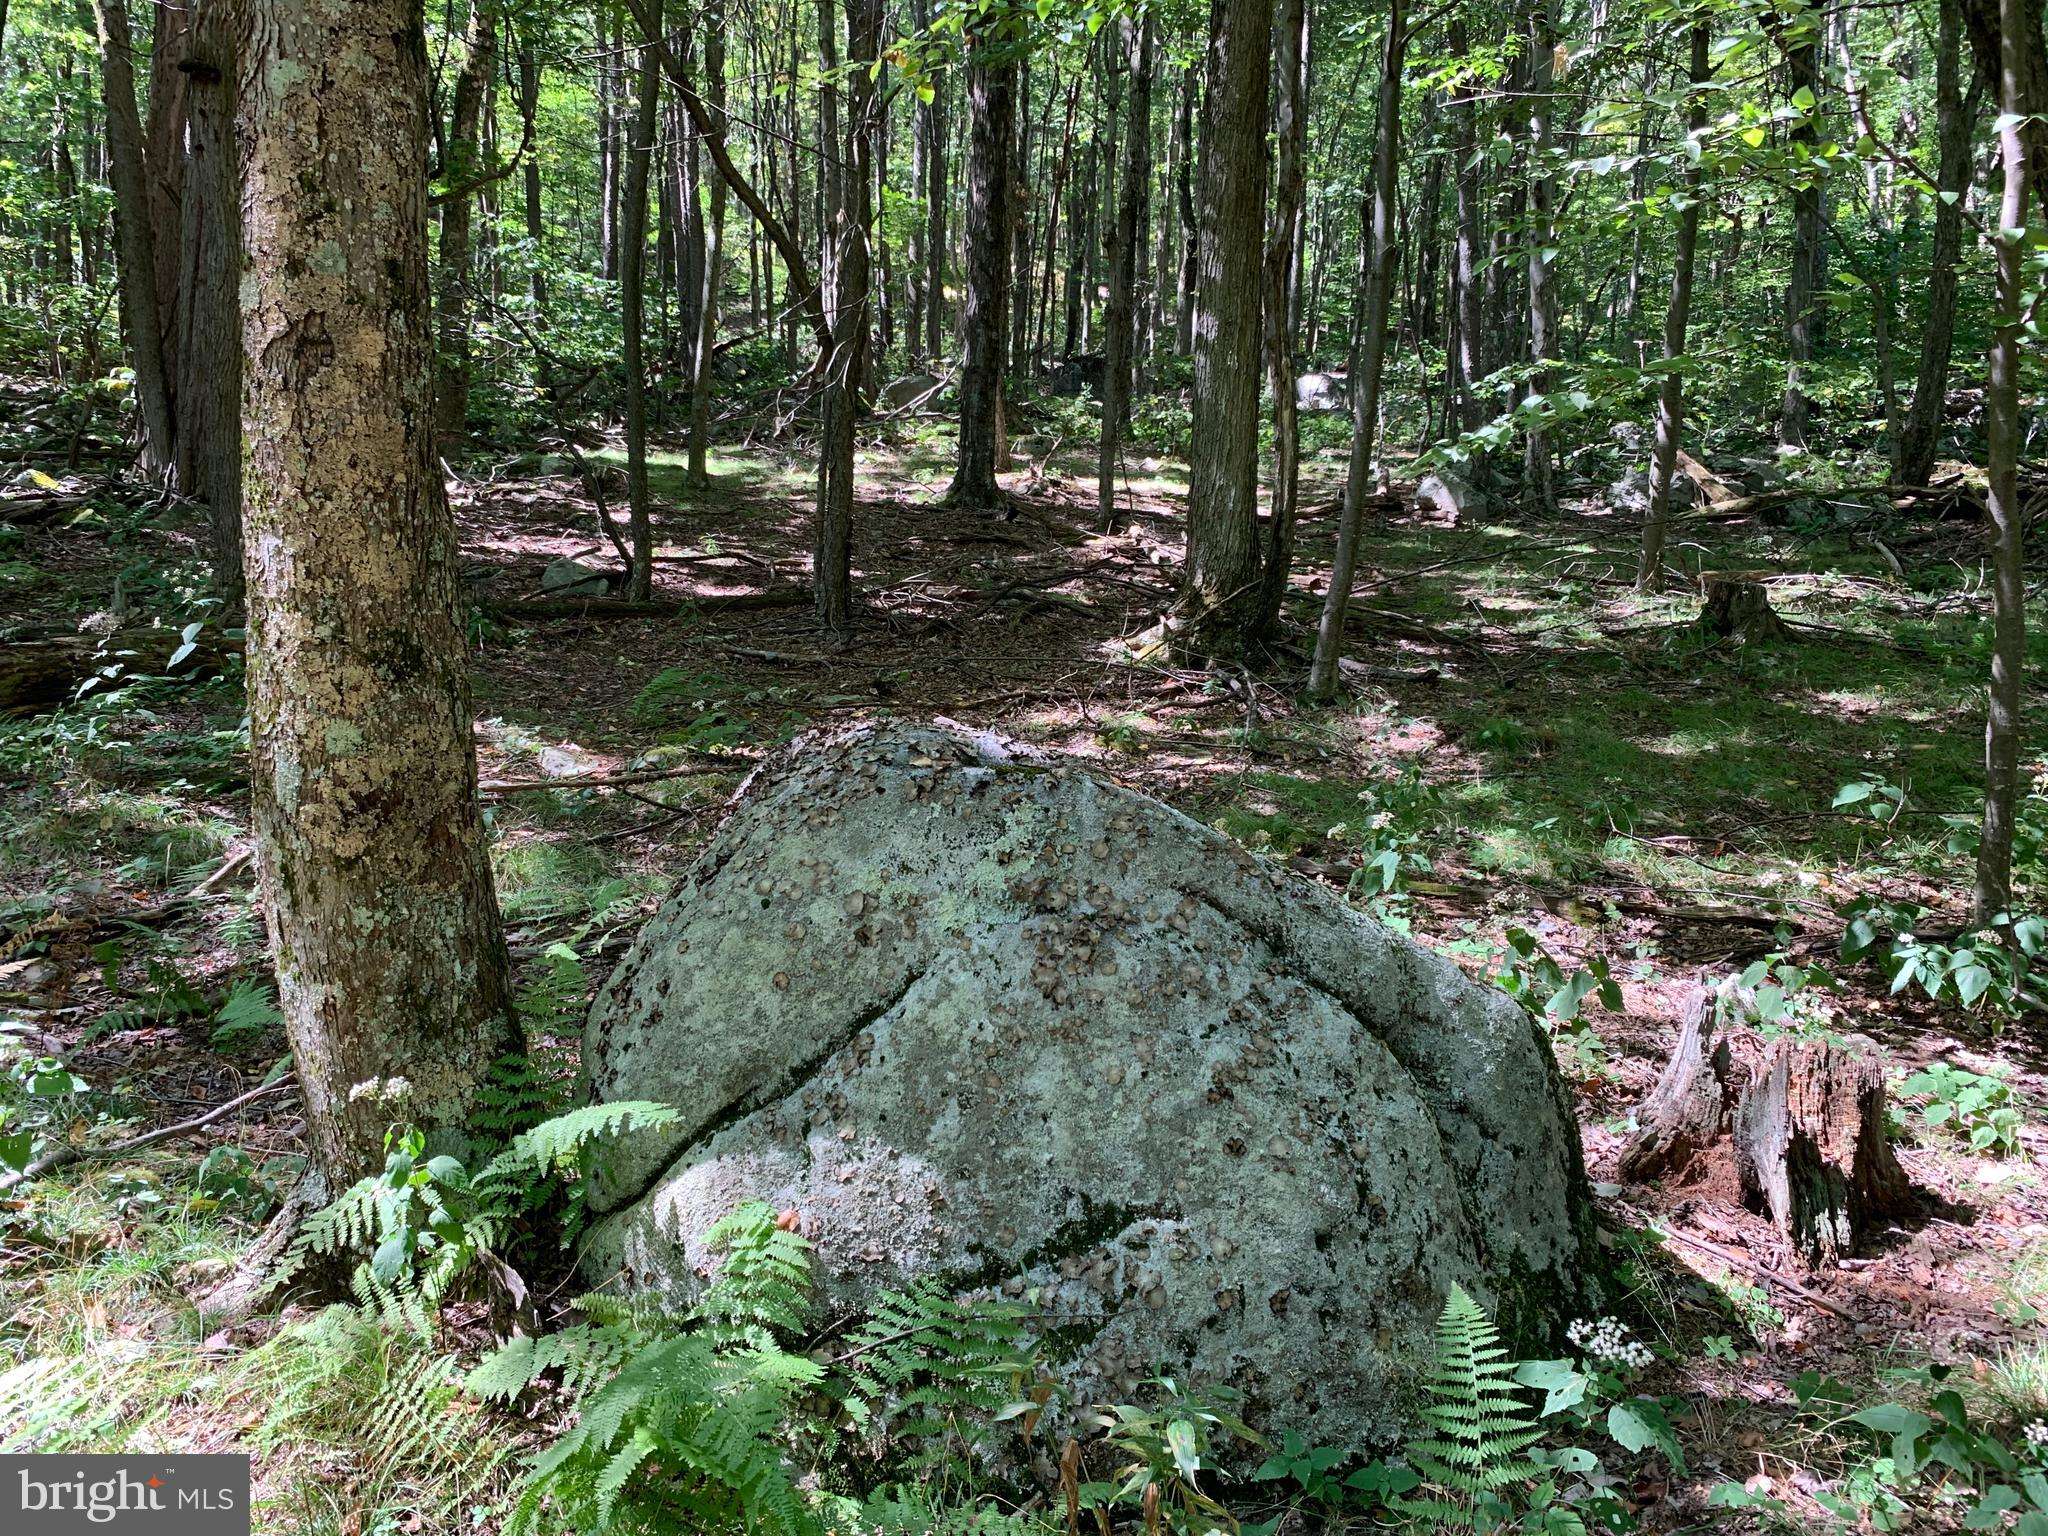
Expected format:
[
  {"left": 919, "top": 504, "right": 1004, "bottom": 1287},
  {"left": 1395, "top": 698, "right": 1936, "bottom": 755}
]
[
  {"left": 1294, "top": 371, "right": 1349, "bottom": 413},
  {"left": 581, "top": 721, "right": 1594, "bottom": 1448},
  {"left": 1415, "top": 469, "right": 1487, "bottom": 522},
  {"left": 540, "top": 556, "right": 615, "bottom": 597}
]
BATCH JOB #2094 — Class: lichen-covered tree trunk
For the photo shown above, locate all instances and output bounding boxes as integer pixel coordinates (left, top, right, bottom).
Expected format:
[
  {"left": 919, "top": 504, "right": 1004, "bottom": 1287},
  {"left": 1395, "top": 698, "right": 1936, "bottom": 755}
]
[
  {"left": 815, "top": 0, "right": 876, "bottom": 640},
  {"left": 921, "top": 10, "right": 949, "bottom": 361},
  {"left": 89, "top": 0, "right": 175, "bottom": 478},
  {"left": 433, "top": 0, "right": 499, "bottom": 436},
  {"left": 1636, "top": 21, "right": 1709, "bottom": 592},
  {"left": 1523, "top": 0, "right": 1559, "bottom": 514},
  {"left": 687, "top": 0, "right": 728, "bottom": 488},
  {"left": 240, "top": 0, "right": 517, "bottom": 1182},
  {"left": 621, "top": 0, "right": 662, "bottom": 602},
  {"left": 1448, "top": 21, "right": 1486, "bottom": 432},
  {"left": 1252, "top": 0, "right": 1308, "bottom": 638},
  {"left": 1978, "top": 0, "right": 2030, "bottom": 923},
  {"left": 1097, "top": 15, "right": 1152, "bottom": 531},
  {"left": 175, "top": 0, "right": 244, "bottom": 610},
  {"left": 943, "top": 13, "right": 1016, "bottom": 513},
  {"left": 1179, "top": 0, "right": 1271, "bottom": 646},
  {"left": 1895, "top": 1, "right": 1978, "bottom": 489}
]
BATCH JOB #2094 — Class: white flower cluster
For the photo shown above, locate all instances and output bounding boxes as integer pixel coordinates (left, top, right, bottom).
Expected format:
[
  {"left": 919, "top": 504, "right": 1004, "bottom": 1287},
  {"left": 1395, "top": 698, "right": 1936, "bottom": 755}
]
[
  {"left": 1567, "top": 1316, "right": 1655, "bottom": 1371},
  {"left": 2024, "top": 1419, "right": 2048, "bottom": 1455}
]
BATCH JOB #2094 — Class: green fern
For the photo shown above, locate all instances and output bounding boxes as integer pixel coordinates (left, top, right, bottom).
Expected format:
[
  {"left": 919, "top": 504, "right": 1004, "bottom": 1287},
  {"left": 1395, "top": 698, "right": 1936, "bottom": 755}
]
[
  {"left": 838, "top": 1278, "right": 1038, "bottom": 1466},
  {"left": 1396, "top": 1284, "right": 1544, "bottom": 1531},
  {"left": 503, "top": 1205, "right": 828, "bottom": 1536}
]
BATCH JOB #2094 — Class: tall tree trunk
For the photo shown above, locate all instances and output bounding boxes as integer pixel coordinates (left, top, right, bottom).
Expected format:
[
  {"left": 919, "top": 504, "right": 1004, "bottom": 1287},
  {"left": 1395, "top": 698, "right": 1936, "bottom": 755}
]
[
  {"left": 1174, "top": 62, "right": 1198, "bottom": 354},
  {"left": 433, "top": 0, "right": 498, "bottom": 436},
  {"left": 1895, "top": 1, "right": 1978, "bottom": 488},
  {"left": 923, "top": 19, "right": 949, "bottom": 359},
  {"left": 1010, "top": 58, "right": 1034, "bottom": 382},
  {"left": 687, "top": 0, "right": 727, "bottom": 487},
  {"left": 906, "top": 0, "right": 932, "bottom": 365},
  {"left": 176, "top": 0, "right": 243, "bottom": 610},
  {"left": 90, "top": 0, "right": 175, "bottom": 478},
  {"left": 1523, "top": 0, "right": 1559, "bottom": 513},
  {"left": 518, "top": 39, "right": 545, "bottom": 310},
  {"left": 1777, "top": 3, "right": 1822, "bottom": 450},
  {"left": 145, "top": 0, "right": 190, "bottom": 409},
  {"left": 599, "top": 0, "right": 621, "bottom": 279},
  {"left": 1253, "top": 0, "right": 1309, "bottom": 637},
  {"left": 621, "top": 0, "right": 662, "bottom": 600},
  {"left": 1636, "top": 19, "right": 1710, "bottom": 591},
  {"left": 1977, "top": 0, "right": 2030, "bottom": 924},
  {"left": 816, "top": 0, "right": 878, "bottom": 637},
  {"left": 1179, "top": 0, "right": 1272, "bottom": 646},
  {"left": 943, "top": 11, "right": 1016, "bottom": 512},
  {"left": 1449, "top": 21, "right": 1485, "bottom": 431},
  {"left": 1305, "top": 0, "right": 1404, "bottom": 697},
  {"left": 240, "top": 0, "right": 516, "bottom": 1183},
  {"left": 1098, "top": 15, "right": 1153, "bottom": 529}
]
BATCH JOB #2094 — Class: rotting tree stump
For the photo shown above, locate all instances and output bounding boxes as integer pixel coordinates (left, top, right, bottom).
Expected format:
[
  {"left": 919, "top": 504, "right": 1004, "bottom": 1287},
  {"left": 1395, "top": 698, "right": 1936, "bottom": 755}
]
[
  {"left": 1618, "top": 1003, "right": 1915, "bottom": 1265},
  {"left": 1697, "top": 571, "right": 1785, "bottom": 644}
]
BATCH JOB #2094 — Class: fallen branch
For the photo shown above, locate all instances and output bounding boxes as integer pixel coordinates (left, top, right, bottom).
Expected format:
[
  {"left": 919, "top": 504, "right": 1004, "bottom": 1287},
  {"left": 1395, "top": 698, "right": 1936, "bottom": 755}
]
[
  {"left": 489, "top": 588, "right": 810, "bottom": 620},
  {"left": 0, "top": 1078, "right": 297, "bottom": 1193},
  {"left": 1657, "top": 1224, "right": 1857, "bottom": 1321}
]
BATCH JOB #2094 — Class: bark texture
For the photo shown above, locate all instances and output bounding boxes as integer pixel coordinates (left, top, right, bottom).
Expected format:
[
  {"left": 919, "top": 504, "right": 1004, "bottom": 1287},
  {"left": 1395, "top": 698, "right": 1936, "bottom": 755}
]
[
  {"left": 1978, "top": 0, "right": 2030, "bottom": 922},
  {"left": 1894, "top": 2, "right": 1977, "bottom": 490},
  {"left": 621, "top": 0, "right": 662, "bottom": 602},
  {"left": 433, "top": 0, "right": 499, "bottom": 435},
  {"left": 1180, "top": 0, "right": 1272, "bottom": 643},
  {"left": 1306, "top": 0, "right": 1404, "bottom": 697},
  {"left": 1097, "top": 16, "right": 1153, "bottom": 530},
  {"left": 1637, "top": 21, "right": 1709, "bottom": 591},
  {"left": 240, "top": 0, "right": 517, "bottom": 1181},
  {"left": 944, "top": 13, "right": 1017, "bottom": 512},
  {"left": 176, "top": 0, "right": 243, "bottom": 611},
  {"left": 90, "top": 0, "right": 176, "bottom": 477}
]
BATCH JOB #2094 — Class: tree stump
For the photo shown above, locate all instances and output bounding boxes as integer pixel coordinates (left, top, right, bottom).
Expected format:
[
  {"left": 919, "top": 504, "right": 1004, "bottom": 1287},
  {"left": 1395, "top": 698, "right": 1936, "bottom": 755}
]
[
  {"left": 1618, "top": 1003, "right": 1914, "bottom": 1264},
  {"left": 1698, "top": 572, "right": 1784, "bottom": 644}
]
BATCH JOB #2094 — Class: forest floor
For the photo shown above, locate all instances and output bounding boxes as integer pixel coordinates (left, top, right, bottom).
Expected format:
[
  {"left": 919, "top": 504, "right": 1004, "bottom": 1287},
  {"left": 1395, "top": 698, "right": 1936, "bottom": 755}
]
[{"left": 2, "top": 392, "right": 2046, "bottom": 1532}]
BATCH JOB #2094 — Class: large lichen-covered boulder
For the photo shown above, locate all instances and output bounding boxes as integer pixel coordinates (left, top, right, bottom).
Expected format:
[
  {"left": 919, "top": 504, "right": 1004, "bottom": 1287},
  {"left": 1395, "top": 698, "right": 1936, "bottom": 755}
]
[{"left": 581, "top": 721, "right": 1595, "bottom": 1447}]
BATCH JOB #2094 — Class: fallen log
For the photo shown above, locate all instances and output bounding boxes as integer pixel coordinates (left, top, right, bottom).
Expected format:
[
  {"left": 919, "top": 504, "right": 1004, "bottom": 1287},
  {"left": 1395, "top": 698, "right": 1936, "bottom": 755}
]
[
  {"left": 1, "top": 625, "right": 234, "bottom": 715},
  {"left": 490, "top": 588, "right": 810, "bottom": 620}
]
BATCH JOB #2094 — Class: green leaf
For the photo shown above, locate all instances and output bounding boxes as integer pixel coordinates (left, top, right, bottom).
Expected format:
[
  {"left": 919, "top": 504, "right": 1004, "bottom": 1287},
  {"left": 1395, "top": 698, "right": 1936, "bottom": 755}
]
[{"left": 1608, "top": 1398, "right": 1685, "bottom": 1471}]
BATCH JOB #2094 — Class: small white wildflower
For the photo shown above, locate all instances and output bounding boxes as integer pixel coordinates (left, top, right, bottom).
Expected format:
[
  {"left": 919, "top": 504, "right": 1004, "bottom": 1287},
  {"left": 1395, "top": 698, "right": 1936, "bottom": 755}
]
[
  {"left": 1567, "top": 1316, "right": 1654, "bottom": 1370},
  {"left": 2024, "top": 1418, "right": 2048, "bottom": 1454}
]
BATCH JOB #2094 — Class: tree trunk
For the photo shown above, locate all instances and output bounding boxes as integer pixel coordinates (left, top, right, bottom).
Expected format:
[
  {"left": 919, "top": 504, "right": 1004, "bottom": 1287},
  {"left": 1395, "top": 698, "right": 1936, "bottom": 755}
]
[
  {"left": 943, "top": 11, "right": 1017, "bottom": 512},
  {"left": 1098, "top": 17, "right": 1152, "bottom": 530},
  {"left": 1305, "top": 0, "right": 1403, "bottom": 698},
  {"left": 687, "top": 0, "right": 728, "bottom": 488},
  {"left": 1179, "top": 0, "right": 1272, "bottom": 647},
  {"left": 145, "top": 0, "right": 191, "bottom": 406},
  {"left": 175, "top": 0, "right": 243, "bottom": 611},
  {"left": 923, "top": 15, "right": 950, "bottom": 360},
  {"left": 1174, "top": 63, "right": 1197, "bottom": 355},
  {"left": 816, "top": 0, "right": 878, "bottom": 639},
  {"left": 1636, "top": 21, "right": 1709, "bottom": 591},
  {"left": 240, "top": 0, "right": 517, "bottom": 1182},
  {"left": 1977, "top": 0, "right": 2030, "bottom": 924},
  {"left": 90, "top": 0, "right": 175, "bottom": 478},
  {"left": 1523, "top": 0, "right": 1559, "bottom": 513},
  {"left": 1252, "top": 0, "right": 1308, "bottom": 637},
  {"left": 1895, "top": 2, "right": 1978, "bottom": 489},
  {"left": 1777, "top": 5, "right": 1822, "bottom": 450},
  {"left": 1620, "top": 1003, "right": 1914, "bottom": 1266},
  {"left": 432, "top": 0, "right": 498, "bottom": 437},
  {"left": 621, "top": 0, "right": 662, "bottom": 601},
  {"left": 1448, "top": 22, "right": 1485, "bottom": 431}
]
